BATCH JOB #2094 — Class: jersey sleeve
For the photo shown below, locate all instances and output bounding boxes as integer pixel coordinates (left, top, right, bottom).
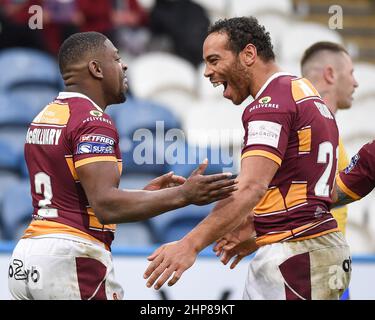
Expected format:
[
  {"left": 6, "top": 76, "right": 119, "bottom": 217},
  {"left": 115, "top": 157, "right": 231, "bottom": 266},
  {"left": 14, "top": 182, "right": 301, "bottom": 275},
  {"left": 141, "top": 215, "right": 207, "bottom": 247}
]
[
  {"left": 337, "top": 142, "right": 375, "bottom": 199},
  {"left": 241, "top": 104, "right": 295, "bottom": 166},
  {"left": 71, "top": 120, "right": 119, "bottom": 169}
]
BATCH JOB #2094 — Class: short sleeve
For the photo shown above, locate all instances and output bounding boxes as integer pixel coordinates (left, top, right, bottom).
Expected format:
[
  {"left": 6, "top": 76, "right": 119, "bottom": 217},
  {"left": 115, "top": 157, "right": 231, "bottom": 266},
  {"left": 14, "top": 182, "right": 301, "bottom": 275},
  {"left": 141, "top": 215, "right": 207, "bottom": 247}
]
[
  {"left": 71, "top": 121, "right": 119, "bottom": 169},
  {"left": 241, "top": 105, "right": 294, "bottom": 166}
]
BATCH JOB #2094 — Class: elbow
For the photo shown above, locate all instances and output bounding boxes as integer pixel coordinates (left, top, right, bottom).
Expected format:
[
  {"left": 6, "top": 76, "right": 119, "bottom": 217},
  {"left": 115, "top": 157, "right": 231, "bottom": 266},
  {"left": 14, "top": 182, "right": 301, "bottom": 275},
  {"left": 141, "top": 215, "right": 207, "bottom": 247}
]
[{"left": 90, "top": 198, "right": 117, "bottom": 225}]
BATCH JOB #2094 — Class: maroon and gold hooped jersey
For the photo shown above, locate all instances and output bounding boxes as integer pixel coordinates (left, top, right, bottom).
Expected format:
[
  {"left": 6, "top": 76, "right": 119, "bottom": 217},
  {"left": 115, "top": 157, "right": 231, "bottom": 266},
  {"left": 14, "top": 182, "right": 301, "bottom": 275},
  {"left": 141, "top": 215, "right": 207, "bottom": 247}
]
[
  {"left": 23, "top": 92, "right": 122, "bottom": 249},
  {"left": 337, "top": 140, "right": 375, "bottom": 200},
  {"left": 241, "top": 73, "right": 340, "bottom": 246}
]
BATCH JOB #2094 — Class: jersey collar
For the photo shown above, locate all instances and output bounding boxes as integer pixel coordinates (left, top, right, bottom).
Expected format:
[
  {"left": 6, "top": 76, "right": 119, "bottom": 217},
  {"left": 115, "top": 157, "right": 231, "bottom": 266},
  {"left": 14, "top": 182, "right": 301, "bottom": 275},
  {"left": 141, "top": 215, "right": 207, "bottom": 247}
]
[
  {"left": 57, "top": 92, "right": 104, "bottom": 112},
  {"left": 254, "top": 72, "right": 293, "bottom": 100}
]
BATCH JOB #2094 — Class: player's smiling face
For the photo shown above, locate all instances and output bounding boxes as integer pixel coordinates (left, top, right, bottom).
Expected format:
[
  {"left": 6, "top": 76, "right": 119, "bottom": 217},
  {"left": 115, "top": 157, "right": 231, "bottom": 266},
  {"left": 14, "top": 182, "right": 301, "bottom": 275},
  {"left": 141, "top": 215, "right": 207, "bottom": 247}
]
[{"left": 203, "top": 32, "right": 251, "bottom": 105}]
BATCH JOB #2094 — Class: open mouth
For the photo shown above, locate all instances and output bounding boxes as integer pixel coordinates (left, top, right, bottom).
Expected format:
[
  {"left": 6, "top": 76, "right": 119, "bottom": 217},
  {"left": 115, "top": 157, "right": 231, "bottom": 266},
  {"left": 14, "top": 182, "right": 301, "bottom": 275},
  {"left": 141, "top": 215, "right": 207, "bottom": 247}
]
[{"left": 211, "top": 81, "right": 228, "bottom": 90}]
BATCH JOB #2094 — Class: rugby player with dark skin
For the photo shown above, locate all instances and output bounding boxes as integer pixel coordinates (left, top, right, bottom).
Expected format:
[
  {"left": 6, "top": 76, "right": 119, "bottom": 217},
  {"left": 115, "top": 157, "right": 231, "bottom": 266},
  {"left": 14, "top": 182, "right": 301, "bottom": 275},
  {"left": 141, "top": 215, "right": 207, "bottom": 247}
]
[{"left": 60, "top": 35, "right": 238, "bottom": 224}]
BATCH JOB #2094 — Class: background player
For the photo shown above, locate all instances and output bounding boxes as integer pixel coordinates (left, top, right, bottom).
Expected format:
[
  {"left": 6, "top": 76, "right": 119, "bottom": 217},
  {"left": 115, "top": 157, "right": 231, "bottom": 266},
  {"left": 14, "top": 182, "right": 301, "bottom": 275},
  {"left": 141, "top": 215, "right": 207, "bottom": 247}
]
[
  {"left": 301, "top": 41, "right": 358, "bottom": 236},
  {"left": 7, "top": 31, "right": 237, "bottom": 300},
  {"left": 143, "top": 17, "right": 351, "bottom": 299}
]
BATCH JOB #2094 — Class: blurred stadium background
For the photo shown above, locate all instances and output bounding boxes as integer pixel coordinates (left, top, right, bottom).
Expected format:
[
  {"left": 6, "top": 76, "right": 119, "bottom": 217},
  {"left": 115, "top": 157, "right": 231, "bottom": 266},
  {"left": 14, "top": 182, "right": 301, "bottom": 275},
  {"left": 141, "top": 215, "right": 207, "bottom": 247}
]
[{"left": 1, "top": 0, "right": 375, "bottom": 299}]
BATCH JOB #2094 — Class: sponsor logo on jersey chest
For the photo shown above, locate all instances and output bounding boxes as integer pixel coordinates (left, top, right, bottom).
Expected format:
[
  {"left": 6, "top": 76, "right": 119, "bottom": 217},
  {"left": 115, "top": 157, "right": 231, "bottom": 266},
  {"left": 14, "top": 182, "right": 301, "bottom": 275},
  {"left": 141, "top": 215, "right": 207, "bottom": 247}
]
[
  {"left": 90, "top": 110, "right": 103, "bottom": 117},
  {"left": 249, "top": 96, "right": 279, "bottom": 113},
  {"left": 259, "top": 96, "right": 272, "bottom": 104}
]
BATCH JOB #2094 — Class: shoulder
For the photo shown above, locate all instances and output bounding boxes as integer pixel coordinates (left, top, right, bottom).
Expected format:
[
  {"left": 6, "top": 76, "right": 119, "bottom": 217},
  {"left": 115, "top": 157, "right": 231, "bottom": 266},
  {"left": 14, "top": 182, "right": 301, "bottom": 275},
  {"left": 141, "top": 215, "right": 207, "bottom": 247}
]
[
  {"left": 63, "top": 97, "right": 116, "bottom": 131},
  {"left": 243, "top": 75, "right": 296, "bottom": 120}
]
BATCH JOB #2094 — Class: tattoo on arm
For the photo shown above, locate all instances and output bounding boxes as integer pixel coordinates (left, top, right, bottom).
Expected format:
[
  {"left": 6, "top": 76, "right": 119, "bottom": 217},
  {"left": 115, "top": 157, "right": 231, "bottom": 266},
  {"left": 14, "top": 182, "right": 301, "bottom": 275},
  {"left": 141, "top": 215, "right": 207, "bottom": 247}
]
[{"left": 333, "top": 186, "right": 356, "bottom": 208}]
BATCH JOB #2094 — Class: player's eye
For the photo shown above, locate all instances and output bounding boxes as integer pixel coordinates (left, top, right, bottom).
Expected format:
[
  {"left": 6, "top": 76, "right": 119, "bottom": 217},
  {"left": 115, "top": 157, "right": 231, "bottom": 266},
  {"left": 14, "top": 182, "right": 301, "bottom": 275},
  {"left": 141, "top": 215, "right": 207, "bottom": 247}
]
[{"left": 209, "top": 59, "right": 218, "bottom": 66}]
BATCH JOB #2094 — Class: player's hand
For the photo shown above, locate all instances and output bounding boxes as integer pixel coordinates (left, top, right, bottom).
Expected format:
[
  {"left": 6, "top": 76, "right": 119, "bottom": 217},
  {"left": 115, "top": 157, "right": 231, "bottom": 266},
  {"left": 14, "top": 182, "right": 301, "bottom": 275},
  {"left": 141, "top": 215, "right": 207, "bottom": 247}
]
[
  {"left": 143, "top": 239, "right": 197, "bottom": 290},
  {"left": 213, "top": 214, "right": 258, "bottom": 268},
  {"left": 143, "top": 171, "right": 186, "bottom": 191},
  {"left": 218, "top": 238, "right": 258, "bottom": 269},
  {"left": 213, "top": 214, "right": 255, "bottom": 256},
  {"left": 181, "top": 159, "right": 238, "bottom": 206}
]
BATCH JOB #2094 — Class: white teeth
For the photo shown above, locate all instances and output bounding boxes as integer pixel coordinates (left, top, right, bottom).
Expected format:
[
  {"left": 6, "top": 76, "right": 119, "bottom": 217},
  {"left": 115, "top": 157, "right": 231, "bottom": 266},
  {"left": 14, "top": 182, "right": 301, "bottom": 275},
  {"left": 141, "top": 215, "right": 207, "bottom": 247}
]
[{"left": 212, "top": 82, "right": 223, "bottom": 87}]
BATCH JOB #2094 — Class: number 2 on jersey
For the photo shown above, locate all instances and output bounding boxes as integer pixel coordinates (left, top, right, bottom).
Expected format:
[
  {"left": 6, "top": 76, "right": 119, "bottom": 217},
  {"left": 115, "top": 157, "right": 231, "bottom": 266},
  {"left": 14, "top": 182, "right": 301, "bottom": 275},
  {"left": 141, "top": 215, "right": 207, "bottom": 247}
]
[{"left": 35, "top": 172, "right": 58, "bottom": 218}]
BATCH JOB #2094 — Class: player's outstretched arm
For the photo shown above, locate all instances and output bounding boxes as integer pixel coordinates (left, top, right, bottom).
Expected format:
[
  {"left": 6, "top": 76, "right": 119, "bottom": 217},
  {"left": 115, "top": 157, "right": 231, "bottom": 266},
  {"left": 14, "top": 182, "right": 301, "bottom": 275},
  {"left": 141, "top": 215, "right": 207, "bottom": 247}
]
[
  {"left": 143, "top": 156, "right": 278, "bottom": 290},
  {"left": 76, "top": 159, "right": 237, "bottom": 224}
]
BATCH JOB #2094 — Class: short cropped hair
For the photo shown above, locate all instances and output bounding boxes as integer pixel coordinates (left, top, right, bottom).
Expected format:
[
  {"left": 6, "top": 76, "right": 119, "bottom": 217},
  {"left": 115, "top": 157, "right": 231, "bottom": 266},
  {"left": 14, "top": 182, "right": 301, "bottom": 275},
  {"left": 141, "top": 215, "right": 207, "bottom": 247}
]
[
  {"left": 208, "top": 17, "right": 275, "bottom": 61},
  {"left": 301, "top": 41, "right": 348, "bottom": 69},
  {"left": 58, "top": 31, "right": 108, "bottom": 73}
]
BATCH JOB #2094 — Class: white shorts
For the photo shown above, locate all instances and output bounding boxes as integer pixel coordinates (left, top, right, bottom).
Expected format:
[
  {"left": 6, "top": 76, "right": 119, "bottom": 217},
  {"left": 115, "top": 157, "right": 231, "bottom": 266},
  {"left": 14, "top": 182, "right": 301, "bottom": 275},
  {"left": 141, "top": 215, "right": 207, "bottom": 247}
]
[
  {"left": 8, "top": 236, "right": 124, "bottom": 300},
  {"left": 243, "top": 232, "right": 351, "bottom": 300}
]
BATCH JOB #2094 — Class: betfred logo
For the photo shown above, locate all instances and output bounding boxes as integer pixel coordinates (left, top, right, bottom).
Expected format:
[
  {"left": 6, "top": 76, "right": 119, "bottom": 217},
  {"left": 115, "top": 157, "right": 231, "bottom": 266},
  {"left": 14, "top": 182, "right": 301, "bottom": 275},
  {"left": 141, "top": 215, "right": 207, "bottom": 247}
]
[
  {"left": 80, "top": 134, "right": 115, "bottom": 146},
  {"left": 77, "top": 134, "right": 115, "bottom": 155}
]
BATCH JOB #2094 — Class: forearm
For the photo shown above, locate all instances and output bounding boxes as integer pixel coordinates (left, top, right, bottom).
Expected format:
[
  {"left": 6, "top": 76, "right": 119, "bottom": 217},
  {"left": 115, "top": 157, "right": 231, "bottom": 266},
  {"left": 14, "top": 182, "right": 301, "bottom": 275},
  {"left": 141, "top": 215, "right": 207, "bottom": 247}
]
[
  {"left": 94, "top": 186, "right": 187, "bottom": 224},
  {"left": 183, "top": 183, "right": 265, "bottom": 252}
]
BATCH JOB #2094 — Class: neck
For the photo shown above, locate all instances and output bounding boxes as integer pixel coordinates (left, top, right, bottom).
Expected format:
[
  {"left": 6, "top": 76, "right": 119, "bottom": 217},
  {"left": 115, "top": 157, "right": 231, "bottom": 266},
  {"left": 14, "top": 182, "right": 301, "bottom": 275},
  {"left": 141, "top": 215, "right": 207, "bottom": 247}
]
[
  {"left": 250, "top": 61, "right": 282, "bottom": 98},
  {"left": 64, "top": 84, "right": 107, "bottom": 111}
]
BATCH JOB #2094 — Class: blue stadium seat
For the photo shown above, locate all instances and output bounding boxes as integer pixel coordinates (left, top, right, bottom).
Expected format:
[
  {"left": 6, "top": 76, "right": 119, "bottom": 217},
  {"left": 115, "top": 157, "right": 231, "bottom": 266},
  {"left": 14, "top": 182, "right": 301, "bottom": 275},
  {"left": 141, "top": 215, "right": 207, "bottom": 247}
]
[
  {"left": 0, "top": 48, "right": 61, "bottom": 91},
  {"left": 113, "top": 97, "right": 181, "bottom": 138},
  {"left": 1, "top": 179, "right": 32, "bottom": 240},
  {"left": 0, "top": 139, "right": 19, "bottom": 171},
  {"left": 0, "top": 93, "right": 42, "bottom": 127},
  {"left": 8, "top": 86, "right": 58, "bottom": 116},
  {"left": 149, "top": 203, "right": 215, "bottom": 243},
  {"left": 0, "top": 171, "right": 21, "bottom": 206},
  {"left": 0, "top": 171, "right": 21, "bottom": 239},
  {"left": 0, "top": 128, "right": 27, "bottom": 172}
]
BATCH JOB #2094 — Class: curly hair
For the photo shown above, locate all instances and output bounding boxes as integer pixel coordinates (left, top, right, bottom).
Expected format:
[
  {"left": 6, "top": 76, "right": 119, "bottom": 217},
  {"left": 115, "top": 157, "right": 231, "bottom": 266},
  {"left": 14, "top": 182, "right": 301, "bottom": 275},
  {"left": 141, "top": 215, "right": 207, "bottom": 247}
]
[{"left": 208, "top": 17, "right": 275, "bottom": 62}]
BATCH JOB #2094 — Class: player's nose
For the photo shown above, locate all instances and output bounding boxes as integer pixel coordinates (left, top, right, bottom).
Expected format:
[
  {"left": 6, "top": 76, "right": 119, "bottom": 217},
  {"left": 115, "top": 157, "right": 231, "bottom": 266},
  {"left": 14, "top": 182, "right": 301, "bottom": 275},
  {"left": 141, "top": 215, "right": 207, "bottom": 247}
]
[
  {"left": 204, "top": 64, "right": 213, "bottom": 78},
  {"left": 353, "top": 77, "right": 359, "bottom": 88}
]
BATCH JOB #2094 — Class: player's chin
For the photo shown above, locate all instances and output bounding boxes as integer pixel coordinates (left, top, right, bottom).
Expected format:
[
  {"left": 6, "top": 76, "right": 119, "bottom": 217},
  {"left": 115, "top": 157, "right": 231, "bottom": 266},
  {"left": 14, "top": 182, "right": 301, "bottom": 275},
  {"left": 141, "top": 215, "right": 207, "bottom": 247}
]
[
  {"left": 118, "top": 91, "right": 127, "bottom": 104},
  {"left": 231, "top": 95, "right": 246, "bottom": 105}
]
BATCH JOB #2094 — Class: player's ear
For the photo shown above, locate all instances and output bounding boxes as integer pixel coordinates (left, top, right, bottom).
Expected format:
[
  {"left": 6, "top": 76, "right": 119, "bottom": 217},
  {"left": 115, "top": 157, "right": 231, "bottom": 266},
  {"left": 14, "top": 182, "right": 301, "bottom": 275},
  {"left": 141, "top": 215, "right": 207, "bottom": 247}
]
[
  {"left": 241, "top": 43, "right": 256, "bottom": 67},
  {"left": 88, "top": 60, "right": 104, "bottom": 80},
  {"left": 323, "top": 65, "right": 335, "bottom": 84}
]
